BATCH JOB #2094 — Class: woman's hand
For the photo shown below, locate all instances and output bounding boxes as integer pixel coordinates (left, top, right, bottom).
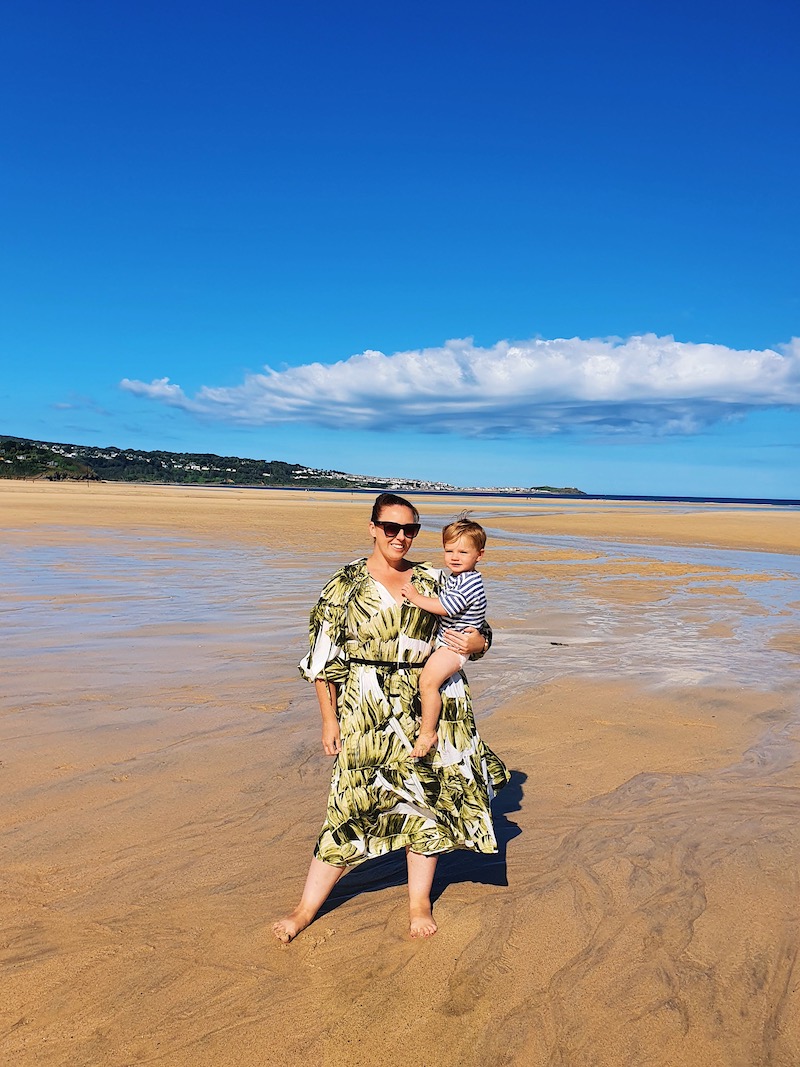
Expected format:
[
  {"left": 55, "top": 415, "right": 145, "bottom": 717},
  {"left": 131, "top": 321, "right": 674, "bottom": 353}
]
[
  {"left": 321, "top": 719, "right": 342, "bottom": 756},
  {"left": 315, "top": 678, "right": 341, "bottom": 755},
  {"left": 442, "top": 626, "right": 487, "bottom": 658}
]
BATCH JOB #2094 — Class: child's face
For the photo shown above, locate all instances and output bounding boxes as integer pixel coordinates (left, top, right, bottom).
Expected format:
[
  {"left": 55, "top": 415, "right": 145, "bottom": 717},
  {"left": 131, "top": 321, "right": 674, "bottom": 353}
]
[{"left": 443, "top": 536, "right": 484, "bottom": 574}]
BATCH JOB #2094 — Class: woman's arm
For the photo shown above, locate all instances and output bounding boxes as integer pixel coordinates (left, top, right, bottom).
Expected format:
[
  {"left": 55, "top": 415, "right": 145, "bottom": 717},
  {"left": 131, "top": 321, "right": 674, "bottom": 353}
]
[
  {"left": 315, "top": 679, "right": 341, "bottom": 755},
  {"left": 441, "top": 624, "right": 491, "bottom": 659}
]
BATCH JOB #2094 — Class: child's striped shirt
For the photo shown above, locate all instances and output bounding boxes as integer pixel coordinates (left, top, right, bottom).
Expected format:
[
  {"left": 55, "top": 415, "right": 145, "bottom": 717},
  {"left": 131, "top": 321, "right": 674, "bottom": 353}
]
[{"left": 438, "top": 569, "right": 486, "bottom": 631}]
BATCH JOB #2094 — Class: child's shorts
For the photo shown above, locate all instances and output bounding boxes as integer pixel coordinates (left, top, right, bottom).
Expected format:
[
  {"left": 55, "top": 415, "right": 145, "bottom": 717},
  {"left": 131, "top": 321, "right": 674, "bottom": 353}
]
[{"left": 433, "top": 635, "right": 469, "bottom": 670}]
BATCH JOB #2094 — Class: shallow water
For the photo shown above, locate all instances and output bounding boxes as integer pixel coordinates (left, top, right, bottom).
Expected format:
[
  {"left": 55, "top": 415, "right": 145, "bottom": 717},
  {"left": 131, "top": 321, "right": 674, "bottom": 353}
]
[
  {"left": 1, "top": 531, "right": 316, "bottom": 717},
  {"left": 3, "top": 521, "right": 798, "bottom": 723},
  {"left": 482, "top": 528, "right": 800, "bottom": 694}
]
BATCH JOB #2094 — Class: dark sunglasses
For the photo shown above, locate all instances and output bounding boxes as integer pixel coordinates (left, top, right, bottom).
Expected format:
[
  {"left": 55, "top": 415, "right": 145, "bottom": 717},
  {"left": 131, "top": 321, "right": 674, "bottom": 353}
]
[{"left": 373, "top": 520, "right": 421, "bottom": 539}]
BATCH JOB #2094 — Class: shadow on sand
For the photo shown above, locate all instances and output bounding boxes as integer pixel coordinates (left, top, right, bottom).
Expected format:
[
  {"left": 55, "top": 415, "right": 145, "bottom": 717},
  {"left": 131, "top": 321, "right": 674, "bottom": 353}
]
[{"left": 317, "top": 770, "right": 525, "bottom": 918}]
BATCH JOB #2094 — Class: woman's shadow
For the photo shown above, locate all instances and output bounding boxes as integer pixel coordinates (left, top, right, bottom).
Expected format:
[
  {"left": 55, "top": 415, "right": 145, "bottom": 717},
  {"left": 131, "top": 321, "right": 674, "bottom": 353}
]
[{"left": 317, "top": 770, "right": 525, "bottom": 917}]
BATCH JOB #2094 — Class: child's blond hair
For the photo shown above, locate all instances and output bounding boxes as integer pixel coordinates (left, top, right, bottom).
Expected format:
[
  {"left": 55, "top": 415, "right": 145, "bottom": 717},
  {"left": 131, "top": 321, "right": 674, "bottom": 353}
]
[{"left": 442, "top": 511, "right": 486, "bottom": 551}]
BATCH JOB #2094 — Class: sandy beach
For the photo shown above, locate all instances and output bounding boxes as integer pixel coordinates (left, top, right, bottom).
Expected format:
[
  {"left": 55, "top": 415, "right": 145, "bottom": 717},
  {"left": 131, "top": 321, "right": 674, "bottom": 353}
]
[{"left": 2, "top": 481, "right": 799, "bottom": 1066}]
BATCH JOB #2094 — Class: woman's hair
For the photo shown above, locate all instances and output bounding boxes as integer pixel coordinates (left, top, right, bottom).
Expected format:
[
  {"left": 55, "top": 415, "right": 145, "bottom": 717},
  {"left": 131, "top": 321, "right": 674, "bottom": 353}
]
[
  {"left": 370, "top": 492, "right": 420, "bottom": 523},
  {"left": 442, "top": 511, "right": 486, "bottom": 551}
]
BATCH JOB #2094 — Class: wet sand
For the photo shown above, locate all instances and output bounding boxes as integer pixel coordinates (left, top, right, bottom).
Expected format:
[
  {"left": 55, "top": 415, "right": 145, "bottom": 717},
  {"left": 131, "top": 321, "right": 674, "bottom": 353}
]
[{"left": 2, "top": 481, "right": 799, "bottom": 1066}]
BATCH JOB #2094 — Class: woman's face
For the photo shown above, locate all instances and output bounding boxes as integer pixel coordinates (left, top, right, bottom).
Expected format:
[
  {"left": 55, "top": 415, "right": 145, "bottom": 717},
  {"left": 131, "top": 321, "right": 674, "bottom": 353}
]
[{"left": 369, "top": 504, "right": 418, "bottom": 565}]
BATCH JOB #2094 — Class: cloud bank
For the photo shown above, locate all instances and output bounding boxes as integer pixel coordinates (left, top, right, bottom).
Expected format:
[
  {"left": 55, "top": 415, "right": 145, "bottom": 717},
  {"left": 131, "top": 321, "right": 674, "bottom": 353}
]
[{"left": 121, "top": 334, "right": 800, "bottom": 437}]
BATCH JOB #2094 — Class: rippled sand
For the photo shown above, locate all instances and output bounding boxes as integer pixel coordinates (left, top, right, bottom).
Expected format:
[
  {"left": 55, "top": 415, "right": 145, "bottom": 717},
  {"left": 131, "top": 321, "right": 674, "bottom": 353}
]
[{"left": 2, "top": 481, "right": 799, "bottom": 1066}]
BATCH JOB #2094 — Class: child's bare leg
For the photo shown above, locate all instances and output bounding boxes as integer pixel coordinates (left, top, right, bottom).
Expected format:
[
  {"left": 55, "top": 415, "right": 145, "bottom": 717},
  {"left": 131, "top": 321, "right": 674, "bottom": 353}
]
[
  {"left": 412, "top": 647, "right": 463, "bottom": 757},
  {"left": 272, "top": 857, "right": 346, "bottom": 943},
  {"left": 406, "top": 848, "right": 438, "bottom": 937}
]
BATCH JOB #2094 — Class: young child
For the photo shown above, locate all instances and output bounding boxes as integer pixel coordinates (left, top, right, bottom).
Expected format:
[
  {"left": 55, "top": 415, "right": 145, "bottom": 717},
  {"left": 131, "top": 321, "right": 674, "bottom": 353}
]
[{"left": 400, "top": 514, "right": 487, "bottom": 758}]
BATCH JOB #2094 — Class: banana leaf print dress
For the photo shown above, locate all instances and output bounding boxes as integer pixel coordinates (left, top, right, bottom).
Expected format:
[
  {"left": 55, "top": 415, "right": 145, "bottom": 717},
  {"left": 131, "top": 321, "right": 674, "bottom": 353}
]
[{"left": 299, "top": 558, "right": 510, "bottom": 867}]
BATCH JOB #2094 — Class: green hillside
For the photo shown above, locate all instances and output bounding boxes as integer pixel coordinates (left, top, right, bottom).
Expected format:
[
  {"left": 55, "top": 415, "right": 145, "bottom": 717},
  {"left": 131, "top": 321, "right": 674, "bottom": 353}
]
[
  {"left": 0, "top": 436, "right": 359, "bottom": 487},
  {"left": 0, "top": 434, "right": 585, "bottom": 494}
]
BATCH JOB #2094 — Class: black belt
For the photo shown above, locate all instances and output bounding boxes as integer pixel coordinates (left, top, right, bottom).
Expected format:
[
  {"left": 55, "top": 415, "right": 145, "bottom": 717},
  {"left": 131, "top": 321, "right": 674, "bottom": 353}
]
[{"left": 349, "top": 658, "right": 424, "bottom": 671}]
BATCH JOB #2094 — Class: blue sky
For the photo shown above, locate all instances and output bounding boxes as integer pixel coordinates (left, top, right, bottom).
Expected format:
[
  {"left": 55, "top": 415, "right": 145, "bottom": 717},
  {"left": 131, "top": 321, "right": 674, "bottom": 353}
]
[{"left": 2, "top": 0, "right": 799, "bottom": 497}]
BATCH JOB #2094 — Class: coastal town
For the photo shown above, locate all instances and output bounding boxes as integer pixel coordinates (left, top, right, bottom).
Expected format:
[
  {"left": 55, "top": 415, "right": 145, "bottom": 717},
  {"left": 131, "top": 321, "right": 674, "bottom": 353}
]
[{"left": 1, "top": 434, "right": 584, "bottom": 494}]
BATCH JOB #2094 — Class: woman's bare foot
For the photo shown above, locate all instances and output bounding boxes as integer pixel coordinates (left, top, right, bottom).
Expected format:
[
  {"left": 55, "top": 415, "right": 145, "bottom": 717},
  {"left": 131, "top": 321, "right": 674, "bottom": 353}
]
[
  {"left": 409, "top": 903, "right": 438, "bottom": 938},
  {"left": 272, "top": 907, "right": 314, "bottom": 943}
]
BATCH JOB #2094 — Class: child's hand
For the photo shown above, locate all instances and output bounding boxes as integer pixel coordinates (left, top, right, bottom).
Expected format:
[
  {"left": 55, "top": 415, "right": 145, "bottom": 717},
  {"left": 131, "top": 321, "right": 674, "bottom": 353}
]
[
  {"left": 412, "top": 731, "right": 438, "bottom": 758},
  {"left": 400, "top": 581, "right": 417, "bottom": 603}
]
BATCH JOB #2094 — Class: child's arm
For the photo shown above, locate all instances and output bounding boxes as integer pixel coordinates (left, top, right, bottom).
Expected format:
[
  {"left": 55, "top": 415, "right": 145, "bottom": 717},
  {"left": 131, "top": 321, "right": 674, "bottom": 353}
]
[{"left": 400, "top": 581, "right": 448, "bottom": 615}]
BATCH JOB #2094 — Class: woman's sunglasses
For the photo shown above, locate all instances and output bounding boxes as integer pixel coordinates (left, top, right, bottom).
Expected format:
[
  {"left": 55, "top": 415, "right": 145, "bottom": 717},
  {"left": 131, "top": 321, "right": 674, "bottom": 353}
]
[{"left": 373, "top": 520, "right": 421, "bottom": 539}]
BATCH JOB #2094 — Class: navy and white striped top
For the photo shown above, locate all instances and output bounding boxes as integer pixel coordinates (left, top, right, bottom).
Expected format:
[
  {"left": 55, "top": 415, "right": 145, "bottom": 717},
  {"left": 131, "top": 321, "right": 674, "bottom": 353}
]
[{"left": 438, "top": 569, "right": 487, "bottom": 632}]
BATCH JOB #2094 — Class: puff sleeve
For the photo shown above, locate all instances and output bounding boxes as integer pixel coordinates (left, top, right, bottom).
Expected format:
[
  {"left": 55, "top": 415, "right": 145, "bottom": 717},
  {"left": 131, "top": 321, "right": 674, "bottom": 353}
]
[{"left": 297, "top": 563, "right": 358, "bottom": 688}]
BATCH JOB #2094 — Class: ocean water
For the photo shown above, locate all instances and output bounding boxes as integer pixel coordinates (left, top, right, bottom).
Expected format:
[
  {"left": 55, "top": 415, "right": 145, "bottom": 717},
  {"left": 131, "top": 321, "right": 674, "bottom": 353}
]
[{"left": 233, "top": 485, "right": 800, "bottom": 508}]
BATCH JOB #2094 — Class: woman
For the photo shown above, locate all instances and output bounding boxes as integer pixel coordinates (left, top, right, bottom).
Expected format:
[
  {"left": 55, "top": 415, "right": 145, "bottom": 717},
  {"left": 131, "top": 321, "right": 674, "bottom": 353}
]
[{"left": 273, "top": 493, "right": 509, "bottom": 942}]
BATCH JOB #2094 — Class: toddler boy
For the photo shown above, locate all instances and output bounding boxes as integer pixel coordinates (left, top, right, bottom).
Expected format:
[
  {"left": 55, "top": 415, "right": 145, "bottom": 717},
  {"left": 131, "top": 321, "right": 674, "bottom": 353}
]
[{"left": 400, "top": 514, "right": 487, "bottom": 758}]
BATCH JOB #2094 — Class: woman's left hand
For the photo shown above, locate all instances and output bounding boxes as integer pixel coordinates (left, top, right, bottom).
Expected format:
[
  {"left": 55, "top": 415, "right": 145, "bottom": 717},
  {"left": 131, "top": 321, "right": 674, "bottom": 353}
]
[{"left": 442, "top": 626, "right": 486, "bottom": 657}]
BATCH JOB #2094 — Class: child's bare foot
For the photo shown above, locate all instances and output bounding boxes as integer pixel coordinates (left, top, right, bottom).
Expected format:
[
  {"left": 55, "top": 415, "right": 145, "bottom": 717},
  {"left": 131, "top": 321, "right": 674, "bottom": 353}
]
[
  {"left": 409, "top": 903, "right": 438, "bottom": 938},
  {"left": 272, "top": 906, "right": 314, "bottom": 943},
  {"left": 412, "top": 731, "right": 437, "bottom": 758}
]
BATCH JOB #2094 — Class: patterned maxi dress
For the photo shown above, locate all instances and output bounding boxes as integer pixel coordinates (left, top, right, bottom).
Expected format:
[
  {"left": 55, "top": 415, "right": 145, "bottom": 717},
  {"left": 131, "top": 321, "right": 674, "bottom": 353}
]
[{"left": 299, "top": 558, "right": 510, "bottom": 867}]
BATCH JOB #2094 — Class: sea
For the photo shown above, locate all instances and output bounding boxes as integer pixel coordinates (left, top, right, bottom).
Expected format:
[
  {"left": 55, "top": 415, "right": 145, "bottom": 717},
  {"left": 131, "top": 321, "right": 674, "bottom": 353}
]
[{"left": 227, "top": 486, "right": 800, "bottom": 508}]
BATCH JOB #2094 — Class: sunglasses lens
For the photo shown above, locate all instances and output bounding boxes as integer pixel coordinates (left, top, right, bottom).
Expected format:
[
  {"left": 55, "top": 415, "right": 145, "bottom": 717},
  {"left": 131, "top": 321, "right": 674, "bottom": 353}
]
[{"left": 377, "top": 521, "right": 420, "bottom": 538}]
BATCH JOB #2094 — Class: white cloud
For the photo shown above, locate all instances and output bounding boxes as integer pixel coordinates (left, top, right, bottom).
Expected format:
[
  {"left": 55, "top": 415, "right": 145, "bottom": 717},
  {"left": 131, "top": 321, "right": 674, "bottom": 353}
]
[
  {"left": 120, "top": 334, "right": 800, "bottom": 437},
  {"left": 121, "top": 377, "right": 186, "bottom": 403}
]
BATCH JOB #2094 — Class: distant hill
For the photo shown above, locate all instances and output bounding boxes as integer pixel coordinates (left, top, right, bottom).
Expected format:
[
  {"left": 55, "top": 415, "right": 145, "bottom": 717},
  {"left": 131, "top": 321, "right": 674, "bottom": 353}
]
[
  {"left": 0, "top": 435, "right": 386, "bottom": 488},
  {"left": 0, "top": 434, "right": 585, "bottom": 495}
]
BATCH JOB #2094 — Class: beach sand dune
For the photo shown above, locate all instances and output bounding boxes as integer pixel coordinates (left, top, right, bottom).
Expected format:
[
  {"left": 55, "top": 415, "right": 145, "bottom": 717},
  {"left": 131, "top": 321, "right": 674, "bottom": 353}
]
[{"left": 2, "top": 483, "right": 799, "bottom": 1066}]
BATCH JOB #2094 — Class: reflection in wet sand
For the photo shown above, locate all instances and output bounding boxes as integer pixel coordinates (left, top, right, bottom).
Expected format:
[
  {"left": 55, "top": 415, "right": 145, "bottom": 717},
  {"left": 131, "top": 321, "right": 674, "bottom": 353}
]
[{"left": 1, "top": 483, "right": 799, "bottom": 1067}]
